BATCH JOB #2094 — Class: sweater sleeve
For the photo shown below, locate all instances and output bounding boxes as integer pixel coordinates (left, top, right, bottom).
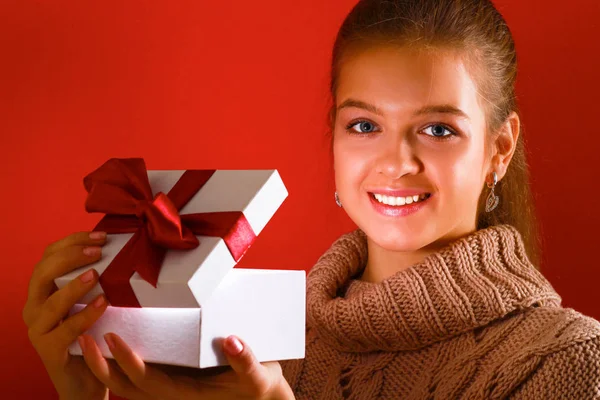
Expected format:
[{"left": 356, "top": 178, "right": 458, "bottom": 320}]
[{"left": 509, "top": 335, "right": 600, "bottom": 399}]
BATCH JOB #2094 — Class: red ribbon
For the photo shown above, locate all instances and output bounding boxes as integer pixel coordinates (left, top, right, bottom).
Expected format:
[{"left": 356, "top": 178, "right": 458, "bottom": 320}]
[{"left": 84, "top": 158, "right": 257, "bottom": 307}]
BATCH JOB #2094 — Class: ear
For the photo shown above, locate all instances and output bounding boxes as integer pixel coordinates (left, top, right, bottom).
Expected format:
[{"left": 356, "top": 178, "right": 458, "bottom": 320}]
[{"left": 489, "top": 111, "right": 520, "bottom": 183}]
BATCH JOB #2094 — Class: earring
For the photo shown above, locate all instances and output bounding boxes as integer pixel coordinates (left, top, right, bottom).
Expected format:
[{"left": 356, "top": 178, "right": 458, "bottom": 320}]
[
  {"left": 485, "top": 171, "right": 500, "bottom": 212},
  {"left": 334, "top": 191, "right": 342, "bottom": 208}
]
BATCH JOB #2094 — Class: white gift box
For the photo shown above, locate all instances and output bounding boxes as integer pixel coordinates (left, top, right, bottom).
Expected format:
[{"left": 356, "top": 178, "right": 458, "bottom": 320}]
[
  {"left": 55, "top": 169, "right": 289, "bottom": 308},
  {"left": 67, "top": 268, "right": 306, "bottom": 368},
  {"left": 54, "top": 165, "right": 306, "bottom": 367}
]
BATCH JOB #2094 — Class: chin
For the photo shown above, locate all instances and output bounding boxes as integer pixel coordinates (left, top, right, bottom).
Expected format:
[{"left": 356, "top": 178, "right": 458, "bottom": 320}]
[{"left": 361, "top": 223, "right": 435, "bottom": 252}]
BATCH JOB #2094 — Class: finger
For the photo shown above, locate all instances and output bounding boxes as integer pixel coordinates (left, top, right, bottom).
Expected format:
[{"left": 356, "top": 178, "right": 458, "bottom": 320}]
[
  {"left": 30, "top": 268, "right": 100, "bottom": 334},
  {"left": 222, "top": 335, "right": 273, "bottom": 397},
  {"left": 24, "top": 232, "right": 106, "bottom": 327},
  {"left": 28, "top": 243, "right": 103, "bottom": 307},
  {"left": 48, "top": 293, "right": 108, "bottom": 349},
  {"left": 43, "top": 231, "right": 107, "bottom": 258},
  {"left": 103, "top": 333, "right": 182, "bottom": 400},
  {"left": 80, "top": 335, "right": 157, "bottom": 400}
]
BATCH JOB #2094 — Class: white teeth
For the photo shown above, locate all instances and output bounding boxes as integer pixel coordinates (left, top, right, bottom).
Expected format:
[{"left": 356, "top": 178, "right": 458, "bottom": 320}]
[{"left": 373, "top": 193, "right": 429, "bottom": 206}]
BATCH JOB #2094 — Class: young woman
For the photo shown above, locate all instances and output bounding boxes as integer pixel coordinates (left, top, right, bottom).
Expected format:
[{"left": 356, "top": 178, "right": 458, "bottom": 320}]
[{"left": 23, "top": 0, "right": 600, "bottom": 399}]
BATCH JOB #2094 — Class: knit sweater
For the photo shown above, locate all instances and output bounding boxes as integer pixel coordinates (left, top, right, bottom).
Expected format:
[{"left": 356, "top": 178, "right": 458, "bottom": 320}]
[{"left": 280, "top": 225, "right": 600, "bottom": 399}]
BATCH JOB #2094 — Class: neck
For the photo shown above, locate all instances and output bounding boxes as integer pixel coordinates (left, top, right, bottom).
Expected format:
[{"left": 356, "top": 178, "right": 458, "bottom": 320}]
[{"left": 360, "top": 224, "right": 477, "bottom": 283}]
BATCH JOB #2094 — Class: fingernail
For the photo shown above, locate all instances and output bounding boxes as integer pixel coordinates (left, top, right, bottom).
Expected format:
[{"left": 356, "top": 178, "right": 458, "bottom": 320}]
[
  {"left": 83, "top": 246, "right": 102, "bottom": 257},
  {"left": 104, "top": 333, "right": 115, "bottom": 350},
  {"left": 79, "top": 269, "right": 95, "bottom": 283},
  {"left": 92, "top": 295, "right": 106, "bottom": 308},
  {"left": 78, "top": 336, "right": 86, "bottom": 354},
  {"left": 89, "top": 231, "right": 107, "bottom": 240},
  {"left": 224, "top": 336, "right": 243, "bottom": 356}
]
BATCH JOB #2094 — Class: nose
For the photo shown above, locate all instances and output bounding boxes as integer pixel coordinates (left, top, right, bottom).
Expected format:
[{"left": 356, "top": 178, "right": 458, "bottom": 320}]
[{"left": 375, "top": 135, "right": 421, "bottom": 179}]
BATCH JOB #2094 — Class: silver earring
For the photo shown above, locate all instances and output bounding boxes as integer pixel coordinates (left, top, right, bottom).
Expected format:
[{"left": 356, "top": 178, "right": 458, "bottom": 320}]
[
  {"left": 334, "top": 191, "right": 342, "bottom": 208},
  {"left": 485, "top": 172, "right": 499, "bottom": 212}
]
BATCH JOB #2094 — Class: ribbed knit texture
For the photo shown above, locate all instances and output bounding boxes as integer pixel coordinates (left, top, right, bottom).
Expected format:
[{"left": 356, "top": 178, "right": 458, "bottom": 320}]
[{"left": 281, "top": 225, "right": 600, "bottom": 399}]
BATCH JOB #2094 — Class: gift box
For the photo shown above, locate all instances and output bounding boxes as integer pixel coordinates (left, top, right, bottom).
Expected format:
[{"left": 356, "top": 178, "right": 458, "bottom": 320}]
[{"left": 54, "top": 158, "right": 306, "bottom": 368}]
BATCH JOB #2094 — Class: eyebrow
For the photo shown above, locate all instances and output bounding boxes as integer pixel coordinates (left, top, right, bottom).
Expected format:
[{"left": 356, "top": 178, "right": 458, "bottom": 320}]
[{"left": 337, "top": 99, "right": 470, "bottom": 120}]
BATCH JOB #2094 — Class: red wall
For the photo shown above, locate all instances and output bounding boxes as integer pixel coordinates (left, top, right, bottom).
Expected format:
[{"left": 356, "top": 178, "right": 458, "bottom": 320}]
[{"left": 1, "top": 0, "right": 598, "bottom": 398}]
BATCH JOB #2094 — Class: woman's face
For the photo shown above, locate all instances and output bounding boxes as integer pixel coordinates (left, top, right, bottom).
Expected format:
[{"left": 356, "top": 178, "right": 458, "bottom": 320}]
[{"left": 333, "top": 45, "right": 491, "bottom": 252}]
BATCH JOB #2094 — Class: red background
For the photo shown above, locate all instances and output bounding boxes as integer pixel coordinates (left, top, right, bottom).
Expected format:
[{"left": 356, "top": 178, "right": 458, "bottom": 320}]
[{"left": 1, "top": 0, "right": 599, "bottom": 398}]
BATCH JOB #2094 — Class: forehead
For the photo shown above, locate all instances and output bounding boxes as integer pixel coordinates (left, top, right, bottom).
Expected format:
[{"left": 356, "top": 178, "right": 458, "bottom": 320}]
[{"left": 336, "top": 45, "right": 483, "bottom": 116}]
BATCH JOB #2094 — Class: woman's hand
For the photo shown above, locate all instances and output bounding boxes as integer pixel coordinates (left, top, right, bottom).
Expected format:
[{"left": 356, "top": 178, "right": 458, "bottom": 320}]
[
  {"left": 23, "top": 231, "right": 111, "bottom": 400},
  {"left": 79, "top": 333, "right": 295, "bottom": 400}
]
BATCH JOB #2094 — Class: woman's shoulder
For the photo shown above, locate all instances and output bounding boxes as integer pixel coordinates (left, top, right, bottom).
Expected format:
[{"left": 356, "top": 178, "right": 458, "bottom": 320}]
[
  {"left": 489, "top": 306, "right": 600, "bottom": 399},
  {"left": 492, "top": 305, "right": 600, "bottom": 356},
  {"left": 523, "top": 305, "right": 600, "bottom": 344}
]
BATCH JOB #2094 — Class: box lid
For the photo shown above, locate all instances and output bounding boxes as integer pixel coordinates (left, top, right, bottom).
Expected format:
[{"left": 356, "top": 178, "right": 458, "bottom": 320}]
[{"left": 55, "top": 168, "right": 288, "bottom": 308}]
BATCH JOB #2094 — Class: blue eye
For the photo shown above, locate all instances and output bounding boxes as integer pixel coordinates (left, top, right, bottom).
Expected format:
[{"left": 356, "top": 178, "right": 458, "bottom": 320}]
[
  {"left": 423, "top": 124, "right": 456, "bottom": 138},
  {"left": 347, "top": 120, "right": 378, "bottom": 134}
]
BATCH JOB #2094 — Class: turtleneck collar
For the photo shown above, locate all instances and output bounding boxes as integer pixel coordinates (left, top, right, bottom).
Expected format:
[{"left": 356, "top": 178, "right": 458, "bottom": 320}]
[{"left": 306, "top": 224, "right": 562, "bottom": 352}]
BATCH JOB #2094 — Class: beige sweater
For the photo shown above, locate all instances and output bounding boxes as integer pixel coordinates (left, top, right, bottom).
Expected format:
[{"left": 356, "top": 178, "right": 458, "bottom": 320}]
[{"left": 281, "top": 225, "right": 600, "bottom": 399}]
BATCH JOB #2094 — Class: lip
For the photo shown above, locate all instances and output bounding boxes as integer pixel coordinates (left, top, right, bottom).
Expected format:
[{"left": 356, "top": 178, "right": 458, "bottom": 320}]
[{"left": 368, "top": 192, "right": 432, "bottom": 217}]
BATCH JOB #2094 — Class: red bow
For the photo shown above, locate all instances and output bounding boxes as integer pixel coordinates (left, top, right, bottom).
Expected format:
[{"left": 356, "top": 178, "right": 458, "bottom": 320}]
[{"left": 84, "top": 158, "right": 256, "bottom": 307}]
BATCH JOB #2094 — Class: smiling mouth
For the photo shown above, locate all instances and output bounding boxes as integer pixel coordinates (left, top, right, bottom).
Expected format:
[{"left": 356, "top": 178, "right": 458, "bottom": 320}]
[{"left": 369, "top": 192, "right": 432, "bottom": 206}]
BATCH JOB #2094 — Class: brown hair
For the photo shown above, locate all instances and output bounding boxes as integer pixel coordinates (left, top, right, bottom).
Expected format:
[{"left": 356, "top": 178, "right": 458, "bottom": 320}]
[{"left": 328, "top": 0, "right": 542, "bottom": 268}]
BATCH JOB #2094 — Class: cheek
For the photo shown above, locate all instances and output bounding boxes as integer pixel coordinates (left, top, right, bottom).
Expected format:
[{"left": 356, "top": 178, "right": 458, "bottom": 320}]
[
  {"left": 333, "top": 136, "right": 371, "bottom": 188},
  {"left": 427, "top": 142, "right": 484, "bottom": 203}
]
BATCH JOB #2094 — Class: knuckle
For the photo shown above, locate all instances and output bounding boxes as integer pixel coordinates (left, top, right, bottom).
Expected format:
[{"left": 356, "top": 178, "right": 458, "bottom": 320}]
[
  {"left": 40, "top": 247, "right": 85, "bottom": 280},
  {"left": 43, "top": 243, "right": 57, "bottom": 257},
  {"left": 44, "top": 237, "right": 67, "bottom": 256},
  {"left": 65, "top": 321, "right": 84, "bottom": 339},
  {"left": 22, "top": 306, "right": 31, "bottom": 326},
  {"left": 43, "top": 232, "right": 87, "bottom": 257},
  {"left": 242, "top": 356, "right": 259, "bottom": 374},
  {"left": 71, "top": 231, "right": 92, "bottom": 245},
  {"left": 32, "top": 259, "right": 44, "bottom": 276},
  {"left": 47, "top": 289, "right": 78, "bottom": 324},
  {"left": 31, "top": 259, "right": 51, "bottom": 284},
  {"left": 63, "top": 303, "right": 101, "bottom": 338},
  {"left": 29, "top": 269, "right": 50, "bottom": 293},
  {"left": 62, "top": 314, "right": 86, "bottom": 339},
  {"left": 65, "top": 274, "right": 88, "bottom": 298},
  {"left": 31, "top": 263, "right": 48, "bottom": 282},
  {"left": 240, "top": 347, "right": 257, "bottom": 370},
  {"left": 27, "top": 327, "right": 36, "bottom": 342},
  {"left": 33, "top": 258, "right": 57, "bottom": 283},
  {"left": 44, "top": 294, "right": 61, "bottom": 317},
  {"left": 22, "top": 307, "right": 38, "bottom": 328},
  {"left": 27, "top": 327, "right": 43, "bottom": 348},
  {"left": 52, "top": 248, "right": 73, "bottom": 267}
]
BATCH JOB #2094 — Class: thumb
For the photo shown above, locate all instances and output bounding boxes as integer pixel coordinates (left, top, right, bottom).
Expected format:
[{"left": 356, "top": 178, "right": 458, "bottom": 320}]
[{"left": 223, "top": 335, "right": 273, "bottom": 396}]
